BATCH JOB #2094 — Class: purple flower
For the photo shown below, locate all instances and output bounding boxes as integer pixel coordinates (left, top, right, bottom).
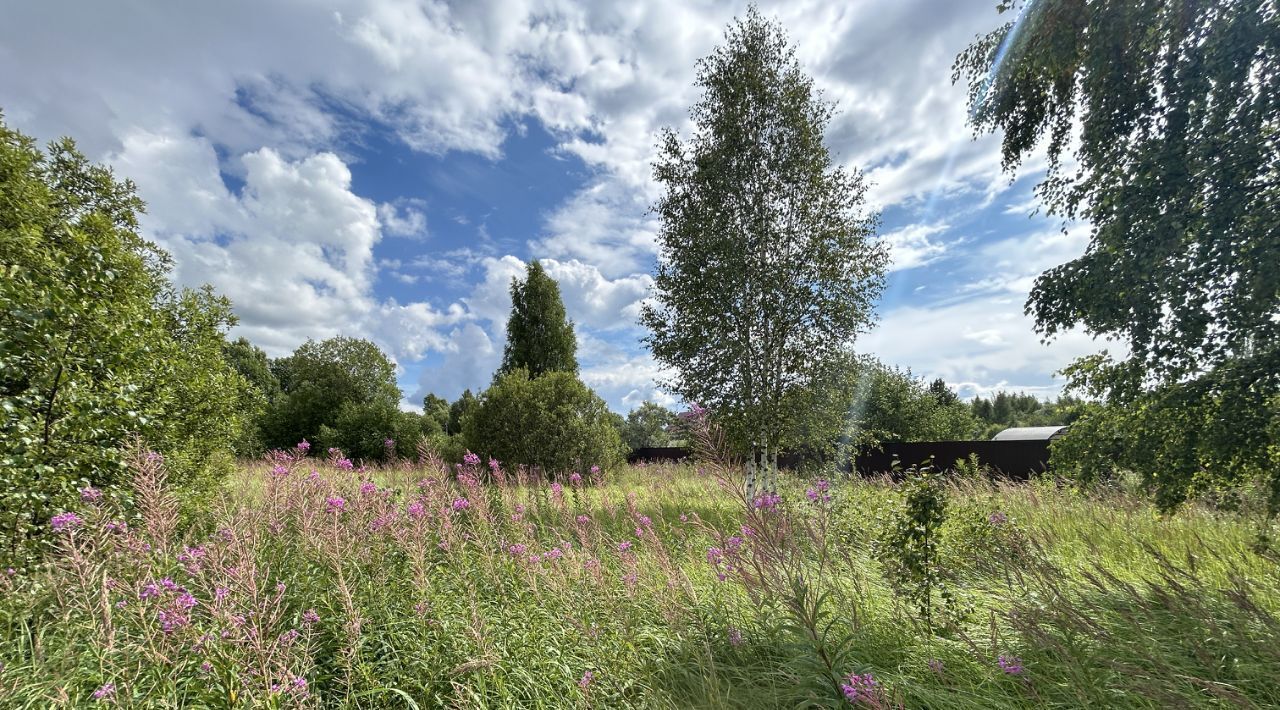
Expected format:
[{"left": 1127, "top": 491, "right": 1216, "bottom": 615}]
[
  {"left": 80, "top": 486, "right": 102, "bottom": 502},
  {"left": 291, "top": 676, "right": 308, "bottom": 692},
  {"left": 752, "top": 492, "right": 781, "bottom": 511},
  {"left": 326, "top": 496, "right": 346, "bottom": 512},
  {"left": 360, "top": 481, "right": 377, "bottom": 496},
  {"left": 215, "top": 586, "right": 230, "bottom": 601},
  {"left": 727, "top": 627, "right": 744, "bottom": 646},
  {"left": 176, "top": 592, "right": 197, "bottom": 609},
  {"left": 706, "top": 547, "right": 724, "bottom": 565},
  {"left": 270, "top": 464, "right": 289, "bottom": 478},
  {"left": 93, "top": 682, "right": 116, "bottom": 700},
  {"left": 451, "top": 498, "right": 471, "bottom": 511},
  {"left": 589, "top": 465, "right": 601, "bottom": 474},
  {"left": 578, "top": 670, "right": 594, "bottom": 690},
  {"left": 543, "top": 548, "right": 563, "bottom": 561},
  {"left": 489, "top": 458, "right": 501, "bottom": 470},
  {"left": 989, "top": 511, "right": 1008, "bottom": 526},
  {"left": 407, "top": 501, "right": 426, "bottom": 519},
  {"left": 998, "top": 655, "right": 1024, "bottom": 675},
  {"left": 725, "top": 536, "right": 744, "bottom": 551},
  {"left": 576, "top": 514, "right": 591, "bottom": 524},
  {"left": 302, "top": 608, "right": 320, "bottom": 625},
  {"left": 840, "top": 672, "right": 880, "bottom": 705},
  {"left": 335, "top": 458, "right": 354, "bottom": 471},
  {"left": 928, "top": 659, "right": 944, "bottom": 674},
  {"left": 297, "top": 439, "right": 311, "bottom": 452},
  {"left": 384, "top": 438, "right": 395, "bottom": 449},
  {"left": 617, "top": 541, "right": 632, "bottom": 553},
  {"left": 569, "top": 472, "right": 583, "bottom": 485},
  {"left": 463, "top": 451, "right": 481, "bottom": 466},
  {"left": 50, "top": 512, "right": 83, "bottom": 532},
  {"left": 508, "top": 543, "right": 527, "bottom": 556}
]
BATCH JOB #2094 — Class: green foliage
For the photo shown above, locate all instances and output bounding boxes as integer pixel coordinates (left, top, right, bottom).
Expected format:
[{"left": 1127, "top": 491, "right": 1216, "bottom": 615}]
[
  {"left": 316, "top": 402, "right": 433, "bottom": 462},
  {"left": 875, "top": 464, "right": 953, "bottom": 631},
  {"left": 498, "top": 260, "right": 578, "bottom": 378},
  {"left": 969, "top": 390, "right": 1084, "bottom": 439},
  {"left": 446, "top": 389, "right": 479, "bottom": 437},
  {"left": 620, "top": 400, "right": 679, "bottom": 450},
  {"left": 642, "top": 8, "right": 888, "bottom": 462},
  {"left": 421, "top": 393, "right": 451, "bottom": 434},
  {"left": 3, "top": 460, "right": 1280, "bottom": 707},
  {"left": 850, "top": 361, "right": 981, "bottom": 446},
  {"left": 0, "top": 117, "right": 250, "bottom": 565},
  {"left": 956, "top": 0, "right": 1280, "bottom": 510},
  {"left": 262, "top": 336, "right": 401, "bottom": 455},
  {"left": 221, "top": 337, "right": 279, "bottom": 455},
  {"left": 464, "top": 368, "right": 624, "bottom": 474}
]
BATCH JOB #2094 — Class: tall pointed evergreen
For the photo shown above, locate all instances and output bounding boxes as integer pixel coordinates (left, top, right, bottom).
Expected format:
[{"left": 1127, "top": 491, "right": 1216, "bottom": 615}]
[{"left": 500, "top": 260, "right": 578, "bottom": 378}]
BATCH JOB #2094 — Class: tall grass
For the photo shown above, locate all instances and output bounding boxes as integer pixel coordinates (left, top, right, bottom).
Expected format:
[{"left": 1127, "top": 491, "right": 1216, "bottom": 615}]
[{"left": 1, "top": 447, "right": 1276, "bottom": 708}]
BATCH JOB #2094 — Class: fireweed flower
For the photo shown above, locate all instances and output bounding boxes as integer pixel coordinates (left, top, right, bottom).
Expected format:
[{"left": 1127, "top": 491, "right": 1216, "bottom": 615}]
[
  {"left": 508, "top": 544, "right": 527, "bottom": 556},
  {"left": 463, "top": 451, "right": 481, "bottom": 466},
  {"left": 840, "top": 672, "right": 880, "bottom": 705},
  {"left": 543, "top": 548, "right": 563, "bottom": 561},
  {"left": 407, "top": 501, "right": 426, "bottom": 519},
  {"left": 727, "top": 627, "right": 744, "bottom": 646},
  {"left": 753, "top": 492, "right": 782, "bottom": 511},
  {"left": 270, "top": 464, "right": 289, "bottom": 478},
  {"left": 50, "top": 512, "right": 83, "bottom": 532},
  {"left": 989, "top": 511, "right": 1008, "bottom": 526},
  {"left": 998, "top": 655, "right": 1024, "bottom": 675},
  {"left": 590, "top": 465, "right": 601, "bottom": 475},
  {"left": 384, "top": 438, "right": 395, "bottom": 449},
  {"left": 489, "top": 457, "right": 501, "bottom": 471},
  {"left": 451, "top": 498, "right": 471, "bottom": 511},
  {"left": 617, "top": 541, "right": 633, "bottom": 553},
  {"left": 706, "top": 547, "right": 724, "bottom": 565},
  {"left": 93, "top": 682, "right": 116, "bottom": 700},
  {"left": 726, "top": 536, "right": 744, "bottom": 551},
  {"left": 578, "top": 670, "right": 594, "bottom": 690},
  {"left": 576, "top": 514, "right": 591, "bottom": 524},
  {"left": 297, "top": 439, "right": 311, "bottom": 452},
  {"left": 336, "top": 458, "right": 354, "bottom": 471},
  {"left": 326, "top": 496, "right": 346, "bottom": 512},
  {"left": 80, "top": 486, "right": 102, "bottom": 502},
  {"left": 360, "top": 481, "right": 377, "bottom": 496},
  {"left": 569, "top": 472, "right": 582, "bottom": 485},
  {"left": 928, "top": 659, "right": 944, "bottom": 674},
  {"left": 302, "top": 608, "right": 320, "bottom": 625}
]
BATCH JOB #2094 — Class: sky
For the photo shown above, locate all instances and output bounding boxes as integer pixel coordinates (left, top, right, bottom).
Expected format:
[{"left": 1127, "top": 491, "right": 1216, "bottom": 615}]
[{"left": 0, "top": 0, "right": 1107, "bottom": 413}]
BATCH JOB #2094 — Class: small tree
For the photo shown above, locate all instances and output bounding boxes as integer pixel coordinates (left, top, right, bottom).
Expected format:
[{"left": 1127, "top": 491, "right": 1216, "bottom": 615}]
[
  {"left": 621, "top": 401, "right": 679, "bottom": 450},
  {"left": 642, "top": 9, "right": 888, "bottom": 497},
  {"left": 499, "top": 260, "right": 578, "bottom": 378},
  {"left": 262, "top": 336, "right": 401, "bottom": 452},
  {"left": 464, "top": 369, "right": 624, "bottom": 475}
]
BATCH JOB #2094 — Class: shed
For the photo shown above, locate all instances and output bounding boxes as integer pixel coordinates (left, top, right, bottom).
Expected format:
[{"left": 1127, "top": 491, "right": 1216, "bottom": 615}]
[{"left": 991, "top": 426, "right": 1069, "bottom": 441}]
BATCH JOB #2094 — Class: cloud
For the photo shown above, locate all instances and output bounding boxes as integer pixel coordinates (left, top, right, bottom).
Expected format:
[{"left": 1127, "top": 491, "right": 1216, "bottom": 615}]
[{"left": 879, "top": 222, "right": 955, "bottom": 272}]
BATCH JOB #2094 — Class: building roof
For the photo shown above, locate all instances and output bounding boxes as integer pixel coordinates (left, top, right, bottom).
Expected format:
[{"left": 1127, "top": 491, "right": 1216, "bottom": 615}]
[{"left": 991, "top": 426, "right": 1069, "bottom": 441}]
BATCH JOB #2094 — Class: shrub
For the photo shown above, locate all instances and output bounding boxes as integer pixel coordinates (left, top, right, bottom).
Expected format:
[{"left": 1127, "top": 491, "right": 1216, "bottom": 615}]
[
  {"left": 464, "top": 368, "right": 624, "bottom": 475},
  {"left": 874, "top": 464, "right": 953, "bottom": 631}
]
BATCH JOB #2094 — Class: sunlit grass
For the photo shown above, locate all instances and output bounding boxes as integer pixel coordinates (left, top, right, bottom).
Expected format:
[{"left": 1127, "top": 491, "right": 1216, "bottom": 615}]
[{"left": 1, "top": 452, "right": 1276, "bottom": 708}]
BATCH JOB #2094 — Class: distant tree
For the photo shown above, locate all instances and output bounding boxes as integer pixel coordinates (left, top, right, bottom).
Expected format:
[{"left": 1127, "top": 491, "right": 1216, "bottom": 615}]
[
  {"left": 499, "top": 260, "right": 578, "bottom": 378},
  {"left": 956, "top": 1, "right": 1280, "bottom": 511},
  {"left": 422, "top": 393, "right": 451, "bottom": 434},
  {"left": 642, "top": 9, "right": 888, "bottom": 495},
  {"left": 968, "top": 390, "right": 1085, "bottom": 439},
  {"left": 447, "top": 389, "right": 479, "bottom": 437},
  {"left": 464, "top": 369, "right": 624, "bottom": 475},
  {"left": 927, "top": 378, "right": 960, "bottom": 407},
  {"left": 263, "top": 336, "right": 400, "bottom": 454},
  {"left": 852, "top": 363, "right": 980, "bottom": 445},
  {"left": 621, "top": 401, "right": 679, "bottom": 450},
  {"left": 221, "top": 337, "right": 279, "bottom": 454}
]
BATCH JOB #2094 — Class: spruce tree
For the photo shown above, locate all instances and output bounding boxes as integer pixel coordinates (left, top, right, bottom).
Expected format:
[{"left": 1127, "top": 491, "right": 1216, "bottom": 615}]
[{"left": 499, "top": 260, "right": 578, "bottom": 378}]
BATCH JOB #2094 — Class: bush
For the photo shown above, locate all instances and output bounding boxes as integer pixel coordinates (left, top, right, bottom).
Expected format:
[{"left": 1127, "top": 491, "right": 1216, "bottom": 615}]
[{"left": 464, "top": 369, "right": 624, "bottom": 475}]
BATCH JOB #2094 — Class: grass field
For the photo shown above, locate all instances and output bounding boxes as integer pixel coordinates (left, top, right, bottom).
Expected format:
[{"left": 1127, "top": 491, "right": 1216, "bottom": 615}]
[{"left": 2, "top": 448, "right": 1278, "bottom": 708}]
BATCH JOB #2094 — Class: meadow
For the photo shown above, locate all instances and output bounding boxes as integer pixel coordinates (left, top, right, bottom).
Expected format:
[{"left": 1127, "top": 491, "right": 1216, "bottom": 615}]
[{"left": 2, "top": 446, "right": 1278, "bottom": 709}]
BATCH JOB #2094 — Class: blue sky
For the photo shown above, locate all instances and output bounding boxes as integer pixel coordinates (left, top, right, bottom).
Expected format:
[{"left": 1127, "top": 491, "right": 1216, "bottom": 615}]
[{"left": 0, "top": 0, "right": 1106, "bottom": 412}]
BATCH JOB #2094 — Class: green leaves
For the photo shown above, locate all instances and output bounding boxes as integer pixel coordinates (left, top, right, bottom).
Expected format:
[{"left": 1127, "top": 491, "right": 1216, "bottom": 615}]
[
  {"left": 643, "top": 8, "right": 888, "bottom": 461},
  {"left": 499, "top": 260, "right": 578, "bottom": 379},
  {"left": 956, "top": 0, "right": 1280, "bottom": 510}
]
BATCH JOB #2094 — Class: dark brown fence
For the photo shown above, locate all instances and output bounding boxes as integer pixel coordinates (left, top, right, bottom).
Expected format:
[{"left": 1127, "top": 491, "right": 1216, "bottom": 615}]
[{"left": 626, "top": 440, "right": 1053, "bottom": 480}]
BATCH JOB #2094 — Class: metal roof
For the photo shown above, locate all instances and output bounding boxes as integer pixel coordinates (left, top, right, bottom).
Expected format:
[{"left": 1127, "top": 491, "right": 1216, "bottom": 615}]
[{"left": 991, "top": 426, "right": 1069, "bottom": 441}]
